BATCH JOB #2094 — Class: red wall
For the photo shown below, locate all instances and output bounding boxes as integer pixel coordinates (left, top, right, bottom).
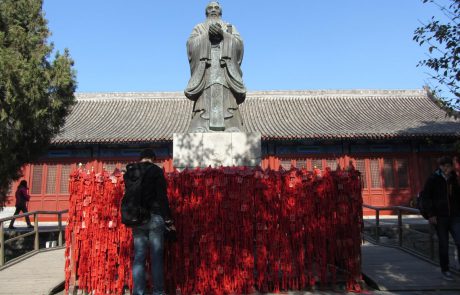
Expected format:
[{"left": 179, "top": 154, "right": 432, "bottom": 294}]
[{"left": 5, "top": 153, "right": 449, "bottom": 217}]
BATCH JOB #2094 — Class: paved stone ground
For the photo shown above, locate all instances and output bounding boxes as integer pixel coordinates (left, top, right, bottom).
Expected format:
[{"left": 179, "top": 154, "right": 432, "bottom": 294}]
[
  {"left": 0, "top": 248, "right": 64, "bottom": 295},
  {"left": 363, "top": 216, "right": 460, "bottom": 271},
  {"left": 4, "top": 240, "right": 460, "bottom": 294},
  {"left": 55, "top": 292, "right": 460, "bottom": 295},
  {"left": 54, "top": 292, "right": 460, "bottom": 295},
  {"left": 362, "top": 242, "right": 460, "bottom": 292}
]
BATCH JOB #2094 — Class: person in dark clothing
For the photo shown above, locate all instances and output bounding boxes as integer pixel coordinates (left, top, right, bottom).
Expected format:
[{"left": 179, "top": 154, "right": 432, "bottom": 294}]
[
  {"left": 8, "top": 180, "right": 33, "bottom": 229},
  {"left": 131, "top": 148, "right": 175, "bottom": 295},
  {"left": 423, "top": 156, "right": 460, "bottom": 281}
]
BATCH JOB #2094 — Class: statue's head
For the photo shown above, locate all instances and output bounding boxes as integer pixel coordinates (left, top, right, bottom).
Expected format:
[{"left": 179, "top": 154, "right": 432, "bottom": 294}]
[{"left": 205, "top": 1, "right": 222, "bottom": 18}]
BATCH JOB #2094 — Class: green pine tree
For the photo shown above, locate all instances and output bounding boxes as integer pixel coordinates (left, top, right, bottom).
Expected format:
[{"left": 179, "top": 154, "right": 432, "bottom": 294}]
[{"left": 0, "top": 0, "right": 76, "bottom": 207}]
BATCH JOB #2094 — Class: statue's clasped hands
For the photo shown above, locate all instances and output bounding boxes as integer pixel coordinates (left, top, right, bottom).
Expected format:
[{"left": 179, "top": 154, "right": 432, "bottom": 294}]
[{"left": 209, "top": 23, "right": 223, "bottom": 41}]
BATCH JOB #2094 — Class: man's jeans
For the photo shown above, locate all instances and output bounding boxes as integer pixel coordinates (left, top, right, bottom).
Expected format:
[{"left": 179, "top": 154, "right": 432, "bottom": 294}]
[
  {"left": 435, "top": 216, "right": 460, "bottom": 272},
  {"left": 132, "top": 214, "right": 165, "bottom": 295}
]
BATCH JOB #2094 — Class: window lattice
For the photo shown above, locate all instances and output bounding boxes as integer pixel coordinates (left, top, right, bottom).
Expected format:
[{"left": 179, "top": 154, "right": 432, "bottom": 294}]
[
  {"left": 280, "top": 159, "right": 292, "bottom": 170},
  {"left": 311, "top": 159, "right": 322, "bottom": 170},
  {"left": 420, "top": 158, "right": 435, "bottom": 186},
  {"left": 383, "top": 159, "right": 394, "bottom": 188},
  {"left": 296, "top": 160, "right": 306, "bottom": 169},
  {"left": 423, "top": 159, "right": 432, "bottom": 182},
  {"left": 325, "top": 159, "right": 338, "bottom": 170},
  {"left": 118, "top": 161, "right": 132, "bottom": 173},
  {"left": 60, "top": 164, "right": 72, "bottom": 194},
  {"left": 31, "top": 165, "right": 43, "bottom": 194},
  {"left": 355, "top": 159, "right": 367, "bottom": 189},
  {"left": 103, "top": 162, "right": 117, "bottom": 173},
  {"left": 397, "top": 159, "right": 409, "bottom": 188},
  {"left": 46, "top": 165, "right": 57, "bottom": 194},
  {"left": 370, "top": 159, "right": 381, "bottom": 188}
]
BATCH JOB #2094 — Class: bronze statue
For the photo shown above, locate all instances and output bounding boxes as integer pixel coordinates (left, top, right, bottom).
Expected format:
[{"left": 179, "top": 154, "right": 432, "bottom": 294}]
[{"left": 185, "top": 1, "right": 246, "bottom": 132}]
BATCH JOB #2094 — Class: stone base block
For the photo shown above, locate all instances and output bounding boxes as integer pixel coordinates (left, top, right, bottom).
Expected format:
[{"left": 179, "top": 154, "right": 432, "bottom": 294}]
[{"left": 173, "top": 132, "right": 261, "bottom": 169}]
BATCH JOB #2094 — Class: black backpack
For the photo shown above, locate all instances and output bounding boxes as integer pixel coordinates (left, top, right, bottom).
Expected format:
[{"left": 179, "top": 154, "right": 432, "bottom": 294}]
[
  {"left": 416, "top": 190, "right": 431, "bottom": 220},
  {"left": 121, "top": 162, "right": 153, "bottom": 227}
]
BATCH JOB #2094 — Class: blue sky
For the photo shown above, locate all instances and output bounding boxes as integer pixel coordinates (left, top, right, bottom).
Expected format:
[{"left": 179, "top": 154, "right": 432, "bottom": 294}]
[{"left": 42, "top": 0, "right": 451, "bottom": 93}]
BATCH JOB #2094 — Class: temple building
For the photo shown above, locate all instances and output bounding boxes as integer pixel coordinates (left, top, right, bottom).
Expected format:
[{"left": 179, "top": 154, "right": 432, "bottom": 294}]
[{"left": 4, "top": 88, "right": 460, "bottom": 214}]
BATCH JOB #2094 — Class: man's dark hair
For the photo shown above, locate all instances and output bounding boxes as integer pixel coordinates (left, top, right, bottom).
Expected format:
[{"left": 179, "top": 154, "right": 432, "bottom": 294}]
[
  {"left": 140, "top": 148, "right": 156, "bottom": 160},
  {"left": 438, "top": 156, "right": 453, "bottom": 166}
]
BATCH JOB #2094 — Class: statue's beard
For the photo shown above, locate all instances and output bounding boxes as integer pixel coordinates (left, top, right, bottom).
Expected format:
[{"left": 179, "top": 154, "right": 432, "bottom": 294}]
[{"left": 206, "top": 15, "right": 222, "bottom": 25}]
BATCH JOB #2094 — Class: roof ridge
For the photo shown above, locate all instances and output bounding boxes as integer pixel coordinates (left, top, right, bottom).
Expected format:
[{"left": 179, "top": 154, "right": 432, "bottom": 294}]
[
  {"left": 75, "top": 89, "right": 427, "bottom": 101},
  {"left": 75, "top": 92, "right": 185, "bottom": 100},
  {"left": 247, "top": 89, "right": 426, "bottom": 97}
]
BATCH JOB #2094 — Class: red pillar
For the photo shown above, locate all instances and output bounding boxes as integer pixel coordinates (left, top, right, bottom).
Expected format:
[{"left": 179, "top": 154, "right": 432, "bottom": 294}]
[{"left": 164, "top": 158, "right": 174, "bottom": 173}]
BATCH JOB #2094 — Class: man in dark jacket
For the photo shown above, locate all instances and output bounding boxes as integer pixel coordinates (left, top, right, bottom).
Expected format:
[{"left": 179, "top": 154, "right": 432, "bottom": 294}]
[
  {"left": 131, "top": 148, "right": 175, "bottom": 295},
  {"left": 423, "top": 156, "right": 460, "bottom": 281}
]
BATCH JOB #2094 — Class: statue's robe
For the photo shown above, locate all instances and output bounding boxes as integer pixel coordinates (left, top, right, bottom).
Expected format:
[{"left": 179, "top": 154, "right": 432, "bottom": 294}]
[{"left": 185, "top": 19, "right": 246, "bottom": 132}]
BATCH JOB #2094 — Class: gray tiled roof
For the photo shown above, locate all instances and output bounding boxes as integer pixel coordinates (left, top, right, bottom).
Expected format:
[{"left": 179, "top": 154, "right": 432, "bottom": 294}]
[{"left": 52, "top": 89, "right": 460, "bottom": 144}]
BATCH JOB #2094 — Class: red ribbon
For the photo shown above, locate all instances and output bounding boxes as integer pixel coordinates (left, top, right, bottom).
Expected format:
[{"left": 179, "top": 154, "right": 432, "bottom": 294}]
[{"left": 65, "top": 166, "right": 363, "bottom": 295}]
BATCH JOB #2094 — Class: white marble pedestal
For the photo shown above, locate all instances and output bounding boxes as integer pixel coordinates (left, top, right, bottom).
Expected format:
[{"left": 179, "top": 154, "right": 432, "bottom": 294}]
[{"left": 173, "top": 132, "right": 261, "bottom": 169}]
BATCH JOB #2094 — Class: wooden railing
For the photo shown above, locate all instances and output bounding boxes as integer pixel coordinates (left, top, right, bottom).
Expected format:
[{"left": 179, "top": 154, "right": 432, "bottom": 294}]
[
  {"left": 0, "top": 209, "right": 68, "bottom": 267},
  {"left": 362, "top": 204, "right": 436, "bottom": 259}
]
